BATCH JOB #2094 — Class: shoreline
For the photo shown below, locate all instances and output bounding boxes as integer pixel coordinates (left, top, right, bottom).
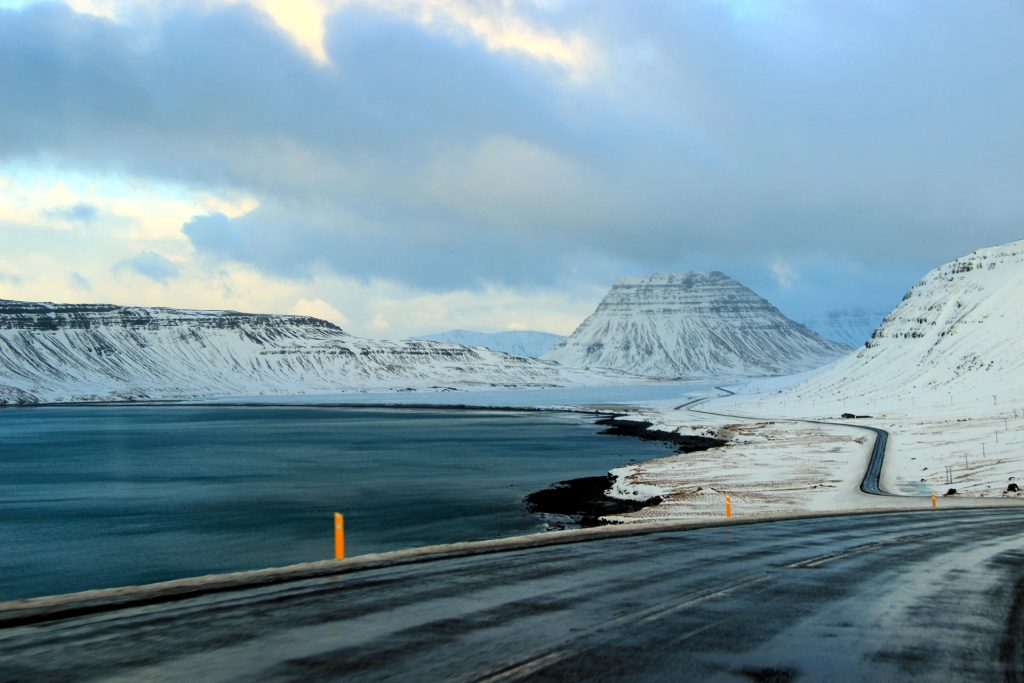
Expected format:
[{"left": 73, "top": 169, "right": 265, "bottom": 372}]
[{"left": 524, "top": 416, "right": 728, "bottom": 526}]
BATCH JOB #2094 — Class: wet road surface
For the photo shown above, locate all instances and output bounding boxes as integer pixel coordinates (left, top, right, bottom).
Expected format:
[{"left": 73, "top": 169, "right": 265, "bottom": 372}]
[{"left": 2, "top": 508, "right": 1024, "bottom": 681}]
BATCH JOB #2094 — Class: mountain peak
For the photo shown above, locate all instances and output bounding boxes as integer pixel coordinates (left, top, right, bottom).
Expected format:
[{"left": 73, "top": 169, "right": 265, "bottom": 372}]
[{"left": 543, "top": 271, "right": 847, "bottom": 378}]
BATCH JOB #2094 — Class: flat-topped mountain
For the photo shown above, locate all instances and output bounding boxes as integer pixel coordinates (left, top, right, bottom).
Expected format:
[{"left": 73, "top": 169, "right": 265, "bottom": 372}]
[
  {"left": 541, "top": 272, "right": 848, "bottom": 378},
  {"left": 0, "top": 300, "right": 622, "bottom": 404}
]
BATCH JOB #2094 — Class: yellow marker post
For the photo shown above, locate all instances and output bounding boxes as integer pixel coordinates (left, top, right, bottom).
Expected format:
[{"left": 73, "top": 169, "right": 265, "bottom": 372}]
[
  {"left": 726, "top": 496, "right": 732, "bottom": 518},
  {"left": 931, "top": 493, "right": 937, "bottom": 509},
  {"left": 334, "top": 512, "right": 345, "bottom": 560}
]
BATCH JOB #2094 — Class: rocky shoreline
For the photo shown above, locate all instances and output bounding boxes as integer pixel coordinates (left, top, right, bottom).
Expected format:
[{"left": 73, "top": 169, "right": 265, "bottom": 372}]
[
  {"left": 525, "top": 416, "right": 726, "bottom": 527},
  {"left": 594, "top": 416, "right": 726, "bottom": 453}
]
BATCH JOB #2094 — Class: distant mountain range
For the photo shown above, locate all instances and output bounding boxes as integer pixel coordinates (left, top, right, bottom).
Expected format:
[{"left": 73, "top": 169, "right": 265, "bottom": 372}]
[
  {"left": 542, "top": 272, "right": 849, "bottom": 378},
  {"left": 410, "top": 329, "right": 564, "bottom": 358},
  {"left": 0, "top": 301, "right": 625, "bottom": 405},
  {"left": 801, "top": 308, "right": 889, "bottom": 348}
]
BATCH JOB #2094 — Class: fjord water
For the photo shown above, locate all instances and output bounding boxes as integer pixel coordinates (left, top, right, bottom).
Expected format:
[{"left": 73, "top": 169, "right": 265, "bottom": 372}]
[{"left": 0, "top": 405, "right": 675, "bottom": 600}]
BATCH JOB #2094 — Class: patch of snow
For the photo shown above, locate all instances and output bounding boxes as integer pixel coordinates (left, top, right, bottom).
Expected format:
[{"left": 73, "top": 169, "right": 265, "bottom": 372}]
[{"left": 606, "top": 465, "right": 667, "bottom": 501}]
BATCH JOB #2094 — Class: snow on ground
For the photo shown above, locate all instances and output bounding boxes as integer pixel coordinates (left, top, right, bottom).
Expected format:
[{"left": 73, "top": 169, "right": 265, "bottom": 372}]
[
  {"left": 605, "top": 393, "right": 1024, "bottom": 524},
  {"left": 717, "top": 392, "right": 1024, "bottom": 500},
  {"left": 602, "top": 401, "right": 875, "bottom": 522}
]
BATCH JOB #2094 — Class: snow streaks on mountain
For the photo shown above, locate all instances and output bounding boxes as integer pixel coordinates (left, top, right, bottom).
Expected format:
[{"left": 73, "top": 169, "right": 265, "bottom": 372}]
[
  {"left": 542, "top": 272, "right": 848, "bottom": 378},
  {"left": 770, "top": 239, "right": 1024, "bottom": 409},
  {"left": 410, "top": 329, "right": 564, "bottom": 358},
  {"left": 0, "top": 300, "right": 618, "bottom": 404}
]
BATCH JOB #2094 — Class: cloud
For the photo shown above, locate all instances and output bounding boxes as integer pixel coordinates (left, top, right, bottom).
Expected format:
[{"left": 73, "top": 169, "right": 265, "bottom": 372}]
[
  {"left": 68, "top": 271, "right": 91, "bottom": 290},
  {"left": 0, "top": 270, "right": 24, "bottom": 286},
  {"left": 289, "top": 297, "right": 348, "bottom": 327},
  {"left": 770, "top": 257, "right": 795, "bottom": 288},
  {"left": 1, "top": 0, "right": 1023, "bottom": 324},
  {"left": 42, "top": 201, "right": 98, "bottom": 224},
  {"left": 114, "top": 250, "right": 180, "bottom": 284}
]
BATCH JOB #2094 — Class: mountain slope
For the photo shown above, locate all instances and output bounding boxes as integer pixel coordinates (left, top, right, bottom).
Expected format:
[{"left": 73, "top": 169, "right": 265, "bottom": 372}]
[
  {"left": 542, "top": 272, "right": 848, "bottom": 378},
  {"left": 771, "top": 239, "right": 1024, "bottom": 408},
  {"left": 410, "top": 329, "right": 564, "bottom": 358},
  {"left": 0, "top": 300, "right": 624, "bottom": 404}
]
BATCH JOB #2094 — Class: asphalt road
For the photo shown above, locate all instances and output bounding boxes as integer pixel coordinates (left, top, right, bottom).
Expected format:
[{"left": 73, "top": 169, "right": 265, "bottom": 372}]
[{"left": 3, "top": 508, "right": 1024, "bottom": 682}]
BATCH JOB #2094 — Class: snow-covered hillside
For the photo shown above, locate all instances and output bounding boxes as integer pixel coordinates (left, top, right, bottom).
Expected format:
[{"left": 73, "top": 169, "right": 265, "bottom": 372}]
[
  {"left": 801, "top": 307, "right": 888, "bottom": 348},
  {"left": 706, "top": 239, "right": 1024, "bottom": 501},
  {"left": 542, "top": 272, "right": 848, "bottom": 378},
  {"left": 0, "top": 300, "right": 625, "bottom": 404},
  {"left": 767, "top": 240, "right": 1024, "bottom": 410},
  {"left": 410, "top": 329, "right": 564, "bottom": 358}
]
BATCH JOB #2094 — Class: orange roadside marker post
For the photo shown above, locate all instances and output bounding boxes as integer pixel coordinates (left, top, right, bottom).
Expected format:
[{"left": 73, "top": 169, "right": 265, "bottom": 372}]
[
  {"left": 726, "top": 496, "right": 732, "bottom": 518},
  {"left": 334, "top": 512, "right": 345, "bottom": 560},
  {"left": 931, "top": 493, "right": 937, "bottom": 509}
]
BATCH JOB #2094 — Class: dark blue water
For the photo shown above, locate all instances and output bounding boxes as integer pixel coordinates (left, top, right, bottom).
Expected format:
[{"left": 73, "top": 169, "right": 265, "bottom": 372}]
[{"left": 0, "top": 405, "right": 673, "bottom": 600}]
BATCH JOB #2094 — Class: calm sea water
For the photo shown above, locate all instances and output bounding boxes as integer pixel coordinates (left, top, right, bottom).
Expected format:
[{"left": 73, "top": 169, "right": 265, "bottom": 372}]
[{"left": 0, "top": 405, "right": 676, "bottom": 600}]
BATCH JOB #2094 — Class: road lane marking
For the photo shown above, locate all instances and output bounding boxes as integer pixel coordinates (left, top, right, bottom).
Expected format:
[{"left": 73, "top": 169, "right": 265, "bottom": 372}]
[
  {"left": 637, "top": 575, "right": 773, "bottom": 623},
  {"left": 785, "top": 533, "right": 931, "bottom": 569},
  {"left": 473, "top": 649, "right": 572, "bottom": 683},
  {"left": 468, "top": 574, "right": 773, "bottom": 682}
]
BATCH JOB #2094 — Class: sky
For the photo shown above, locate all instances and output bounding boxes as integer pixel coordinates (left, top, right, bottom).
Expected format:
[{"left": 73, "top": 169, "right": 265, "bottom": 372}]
[{"left": 1, "top": 0, "right": 1022, "bottom": 339}]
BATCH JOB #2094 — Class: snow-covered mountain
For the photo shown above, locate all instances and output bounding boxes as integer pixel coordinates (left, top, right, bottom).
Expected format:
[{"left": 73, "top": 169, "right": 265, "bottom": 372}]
[
  {"left": 801, "top": 307, "right": 889, "bottom": 348},
  {"left": 410, "top": 329, "right": 564, "bottom": 358},
  {"left": 0, "top": 300, "right": 625, "bottom": 404},
  {"left": 542, "top": 272, "right": 849, "bottom": 378},
  {"left": 773, "top": 239, "right": 1024, "bottom": 407}
]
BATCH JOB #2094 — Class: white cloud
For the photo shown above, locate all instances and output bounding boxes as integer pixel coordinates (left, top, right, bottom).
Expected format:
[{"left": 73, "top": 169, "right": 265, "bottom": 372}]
[
  {"left": 771, "top": 257, "right": 796, "bottom": 288},
  {"left": 369, "top": 312, "right": 391, "bottom": 333},
  {"left": 289, "top": 297, "right": 349, "bottom": 326}
]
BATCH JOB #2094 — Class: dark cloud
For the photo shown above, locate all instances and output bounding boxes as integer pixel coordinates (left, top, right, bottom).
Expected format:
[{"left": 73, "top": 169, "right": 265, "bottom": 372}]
[
  {"left": 68, "top": 271, "right": 91, "bottom": 290},
  {"left": 183, "top": 204, "right": 588, "bottom": 290},
  {"left": 114, "top": 250, "right": 180, "bottom": 283},
  {"left": 0, "top": 271, "right": 24, "bottom": 287},
  {"left": 2, "top": 1, "right": 1023, "bottom": 315},
  {"left": 42, "top": 202, "right": 98, "bottom": 223}
]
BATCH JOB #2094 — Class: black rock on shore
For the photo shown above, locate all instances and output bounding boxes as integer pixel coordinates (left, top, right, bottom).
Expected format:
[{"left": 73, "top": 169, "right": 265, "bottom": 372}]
[
  {"left": 524, "top": 474, "right": 660, "bottom": 528},
  {"left": 525, "top": 416, "right": 726, "bottom": 528}
]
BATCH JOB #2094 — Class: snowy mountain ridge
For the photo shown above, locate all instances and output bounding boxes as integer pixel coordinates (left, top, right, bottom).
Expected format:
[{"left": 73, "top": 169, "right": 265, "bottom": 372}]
[
  {"left": 542, "top": 271, "right": 848, "bottom": 378},
  {"left": 410, "top": 329, "right": 564, "bottom": 358},
  {"left": 0, "top": 300, "right": 627, "bottom": 404}
]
